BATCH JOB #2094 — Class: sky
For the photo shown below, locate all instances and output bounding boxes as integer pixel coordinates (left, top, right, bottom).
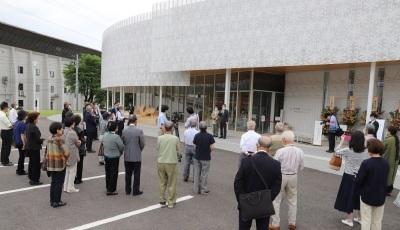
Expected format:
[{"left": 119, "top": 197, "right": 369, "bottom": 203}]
[{"left": 0, "top": 0, "right": 161, "bottom": 50}]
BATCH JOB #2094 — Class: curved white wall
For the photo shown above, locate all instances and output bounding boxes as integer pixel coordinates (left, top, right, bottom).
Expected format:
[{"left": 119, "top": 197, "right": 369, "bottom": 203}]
[
  {"left": 102, "top": 0, "right": 400, "bottom": 88},
  {"left": 101, "top": 14, "right": 190, "bottom": 88}
]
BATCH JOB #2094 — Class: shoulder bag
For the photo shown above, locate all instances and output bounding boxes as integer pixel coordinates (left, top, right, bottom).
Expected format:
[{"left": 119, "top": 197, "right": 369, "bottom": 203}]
[
  {"left": 238, "top": 158, "right": 275, "bottom": 221},
  {"left": 335, "top": 116, "right": 344, "bottom": 137}
]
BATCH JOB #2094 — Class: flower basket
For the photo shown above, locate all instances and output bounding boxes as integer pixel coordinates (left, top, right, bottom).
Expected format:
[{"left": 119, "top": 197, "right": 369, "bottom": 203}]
[
  {"left": 389, "top": 110, "right": 400, "bottom": 130},
  {"left": 342, "top": 108, "right": 360, "bottom": 129}
]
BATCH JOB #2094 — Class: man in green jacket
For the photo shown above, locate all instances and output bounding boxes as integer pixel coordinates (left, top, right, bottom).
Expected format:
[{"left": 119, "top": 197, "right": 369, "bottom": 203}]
[{"left": 157, "top": 121, "right": 181, "bottom": 208}]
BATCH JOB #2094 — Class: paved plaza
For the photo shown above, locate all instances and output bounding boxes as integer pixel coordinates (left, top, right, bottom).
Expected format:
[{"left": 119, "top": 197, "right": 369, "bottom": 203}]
[{"left": 0, "top": 118, "right": 399, "bottom": 230}]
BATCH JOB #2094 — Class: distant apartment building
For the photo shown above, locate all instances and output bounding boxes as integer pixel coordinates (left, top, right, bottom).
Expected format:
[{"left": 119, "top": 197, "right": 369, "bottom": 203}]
[{"left": 0, "top": 22, "right": 101, "bottom": 110}]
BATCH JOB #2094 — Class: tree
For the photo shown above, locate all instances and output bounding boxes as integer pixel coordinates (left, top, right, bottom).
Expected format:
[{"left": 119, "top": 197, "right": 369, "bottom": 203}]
[{"left": 63, "top": 53, "right": 105, "bottom": 104}]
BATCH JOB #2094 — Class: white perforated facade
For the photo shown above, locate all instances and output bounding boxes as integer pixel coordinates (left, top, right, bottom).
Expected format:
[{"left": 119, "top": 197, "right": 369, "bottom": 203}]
[{"left": 102, "top": 0, "right": 400, "bottom": 139}]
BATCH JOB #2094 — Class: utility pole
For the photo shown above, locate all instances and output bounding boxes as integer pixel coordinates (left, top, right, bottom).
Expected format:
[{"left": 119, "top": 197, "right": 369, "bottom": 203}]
[{"left": 75, "top": 54, "right": 79, "bottom": 111}]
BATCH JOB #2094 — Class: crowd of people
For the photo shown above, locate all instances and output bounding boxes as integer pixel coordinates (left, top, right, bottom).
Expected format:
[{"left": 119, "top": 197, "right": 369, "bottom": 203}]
[{"left": 0, "top": 100, "right": 399, "bottom": 230}]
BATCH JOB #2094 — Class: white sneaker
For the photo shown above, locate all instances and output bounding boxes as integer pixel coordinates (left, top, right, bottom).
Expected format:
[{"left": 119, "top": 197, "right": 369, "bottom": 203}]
[
  {"left": 353, "top": 217, "right": 361, "bottom": 224},
  {"left": 67, "top": 188, "right": 79, "bottom": 193},
  {"left": 341, "top": 219, "right": 354, "bottom": 227}
]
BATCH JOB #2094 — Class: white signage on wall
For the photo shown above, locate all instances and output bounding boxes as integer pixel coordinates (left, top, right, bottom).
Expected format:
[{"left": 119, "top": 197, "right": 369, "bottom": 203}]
[
  {"left": 376, "top": 119, "right": 385, "bottom": 141},
  {"left": 313, "top": 120, "right": 323, "bottom": 146}
]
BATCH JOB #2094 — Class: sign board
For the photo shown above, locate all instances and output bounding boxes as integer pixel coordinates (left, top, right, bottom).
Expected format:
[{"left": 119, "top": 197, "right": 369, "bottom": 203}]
[
  {"left": 349, "top": 96, "right": 356, "bottom": 110},
  {"left": 376, "top": 119, "right": 385, "bottom": 141},
  {"left": 372, "top": 97, "right": 378, "bottom": 112},
  {"left": 329, "top": 96, "right": 335, "bottom": 110},
  {"left": 313, "top": 120, "right": 323, "bottom": 146}
]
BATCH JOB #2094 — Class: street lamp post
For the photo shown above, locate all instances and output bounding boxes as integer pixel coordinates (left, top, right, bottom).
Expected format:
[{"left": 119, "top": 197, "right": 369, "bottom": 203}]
[{"left": 75, "top": 54, "right": 79, "bottom": 111}]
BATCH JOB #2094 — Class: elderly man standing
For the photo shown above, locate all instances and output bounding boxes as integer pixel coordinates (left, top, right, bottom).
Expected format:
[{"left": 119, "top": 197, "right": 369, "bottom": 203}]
[
  {"left": 234, "top": 136, "right": 282, "bottom": 230},
  {"left": 239, "top": 120, "right": 261, "bottom": 167},
  {"left": 193, "top": 121, "right": 215, "bottom": 194},
  {"left": 183, "top": 120, "right": 199, "bottom": 182},
  {"left": 269, "top": 122, "right": 285, "bottom": 156},
  {"left": 270, "top": 130, "right": 304, "bottom": 230},
  {"left": 0, "top": 102, "right": 13, "bottom": 166},
  {"left": 122, "top": 115, "right": 145, "bottom": 196},
  {"left": 8, "top": 103, "right": 18, "bottom": 125},
  {"left": 157, "top": 121, "right": 181, "bottom": 208}
]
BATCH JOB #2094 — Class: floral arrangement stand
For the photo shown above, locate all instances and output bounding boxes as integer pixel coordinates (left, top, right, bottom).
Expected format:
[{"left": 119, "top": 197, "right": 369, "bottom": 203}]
[{"left": 342, "top": 108, "right": 360, "bottom": 131}]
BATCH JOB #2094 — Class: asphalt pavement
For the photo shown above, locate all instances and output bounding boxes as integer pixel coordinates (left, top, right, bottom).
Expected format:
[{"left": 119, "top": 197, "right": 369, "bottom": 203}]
[{"left": 0, "top": 118, "right": 399, "bottom": 230}]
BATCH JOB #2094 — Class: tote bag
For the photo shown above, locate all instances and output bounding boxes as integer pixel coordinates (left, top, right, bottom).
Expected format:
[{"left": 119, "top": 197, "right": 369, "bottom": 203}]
[{"left": 239, "top": 159, "right": 275, "bottom": 221}]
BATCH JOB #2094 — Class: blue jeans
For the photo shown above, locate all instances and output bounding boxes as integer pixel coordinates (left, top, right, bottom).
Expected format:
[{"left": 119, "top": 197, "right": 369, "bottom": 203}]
[{"left": 183, "top": 145, "right": 195, "bottom": 181}]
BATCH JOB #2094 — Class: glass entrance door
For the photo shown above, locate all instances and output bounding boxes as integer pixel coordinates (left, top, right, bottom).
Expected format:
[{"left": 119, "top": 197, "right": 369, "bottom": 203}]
[{"left": 252, "top": 91, "right": 272, "bottom": 133}]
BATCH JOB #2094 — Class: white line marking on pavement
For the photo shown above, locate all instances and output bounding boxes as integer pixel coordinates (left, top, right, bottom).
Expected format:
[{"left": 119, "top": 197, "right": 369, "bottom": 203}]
[
  {"left": 0, "top": 172, "right": 125, "bottom": 196},
  {"left": 67, "top": 195, "right": 194, "bottom": 230},
  {"left": 0, "top": 163, "right": 28, "bottom": 168}
]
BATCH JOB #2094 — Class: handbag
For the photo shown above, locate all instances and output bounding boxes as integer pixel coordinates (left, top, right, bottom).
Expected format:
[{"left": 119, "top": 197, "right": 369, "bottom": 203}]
[
  {"left": 238, "top": 158, "right": 275, "bottom": 221},
  {"left": 41, "top": 146, "right": 48, "bottom": 171},
  {"left": 329, "top": 153, "right": 342, "bottom": 171},
  {"left": 334, "top": 116, "right": 344, "bottom": 137}
]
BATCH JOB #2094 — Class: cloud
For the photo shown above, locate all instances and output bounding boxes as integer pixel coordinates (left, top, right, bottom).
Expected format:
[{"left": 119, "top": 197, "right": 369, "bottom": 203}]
[{"left": 0, "top": 0, "right": 161, "bottom": 50}]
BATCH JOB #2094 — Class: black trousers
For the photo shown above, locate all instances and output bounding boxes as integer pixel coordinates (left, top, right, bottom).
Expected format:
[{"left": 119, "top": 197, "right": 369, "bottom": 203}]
[
  {"left": 86, "top": 131, "right": 95, "bottom": 151},
  {"left": 220, "top": 122, "right": 227, "bottom": 138},
  {"left": 50, "top": 170, "right": 66, "bottom": 204},
  {"left": 238, "top": 212, "right": 269, "bottom": 230},
  {"left": 75, "top": 154, "right": 85, "bottom": 182},
  {"left": 105, "top": 157, "right": 119, "bottom": 193},
  {"left": 328, "top": 132, "right": 336, "bottom": 152},
  {"left": 16, "top": 144, "right": 26, "bottom": 173},
  {"left": 125, "top": 161, "right": 141, "bottom": 194},
  {"left": 28, "top": 150, "right": 41, "bottom": 182},
  {"left": 1, "top": 129, "right": 13, "bottom": 164}
]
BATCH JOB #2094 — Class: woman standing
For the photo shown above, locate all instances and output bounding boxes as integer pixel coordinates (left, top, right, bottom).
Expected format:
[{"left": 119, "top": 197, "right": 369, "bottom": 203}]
[
  {"left": 98, "top": 112, "right": 110, "bottom": 165},
  {"left": 72, "top": 115, "right": 86, "bottom": 185},
  {"left": 326, "top": 111, "right": 339, "bottom": 153},
  {"left": 63, "top": 117, "right": 81, "bottom": 193},
  {"left": 334, "top": 130, "right": 368, "bottom": 227},
  {"left": 13, "top": 110, "right": 27, "bottom": 175},
  {"left": 383, "top": 126, "right": 399, "bottom": 196},
  {"left": 103, "top": 121, "right": 124, "bottom": 195},
  {"left": 355, "top": 138, "right": 389, "bottom": 230},
  {"left": 46, "top": 122, "right": 70, "bottom": 208},
  {"left": 25, "top": 112, "right": 43, "bottom": 185},
  {"left": 211, "top": 106, "right": 220, "bottom": 137}
]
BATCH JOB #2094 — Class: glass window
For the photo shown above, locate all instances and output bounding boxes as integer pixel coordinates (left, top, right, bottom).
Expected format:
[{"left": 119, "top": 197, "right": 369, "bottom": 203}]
[
  {"left": 238, "top": 71, "right": 251, "bottom": 90},
  {"left": 18, "top": 66, "right": 23, "bottom": 74},
  {"left": 215, "top": 74, "right": 225, "bottom": 91},
  {"left": 50, "top": 86, "right": 54, "bottom": 93},
  {"left": 253, "top": 72, "right": 285, "bottom": 92},
  {"left": 204, "top": 75, "right": 215, "bottom": 123},
  {"left": 236, "top": 92, "right": 250, "bottom": 131},
  {"left": 231, "top": 72, "right": 238, "bottom": 91},
  {"left": 35, "top": 85, "right": 40, "bottom": 92},
  {"left": 347, "top": 70, "right": 355, "bottom": 108},
  {"left": 377, "top": 68, "right": 385, "bottom": 112}
]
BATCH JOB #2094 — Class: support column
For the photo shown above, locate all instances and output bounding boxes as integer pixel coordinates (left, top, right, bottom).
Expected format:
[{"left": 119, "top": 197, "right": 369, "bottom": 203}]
[
  {"left": 106, "top": 88, "right": 109, "bottom": 111},
  {"left": 224, "top": 69, "right": 231, "bottom": 109},
  {"left": 119, "top": 86, "right": 123, "bottom": 105},
  {"left": 366, "top": 62, "right": 376, "bottom": 124},
  {"left": 112, "top": 88, "right": 115, "bottom": 105},
  {"left": 159, "top": 86, "right": 163, "bottom": 113},
  {"left": 270, "top": 92, "right": 276, "bottom": 133},
  {"left": 122, "top": 87, "right": 125, "bottom": 107},
  {"left": 248, "top": 69, "right": 254, "bottom": 121}
]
